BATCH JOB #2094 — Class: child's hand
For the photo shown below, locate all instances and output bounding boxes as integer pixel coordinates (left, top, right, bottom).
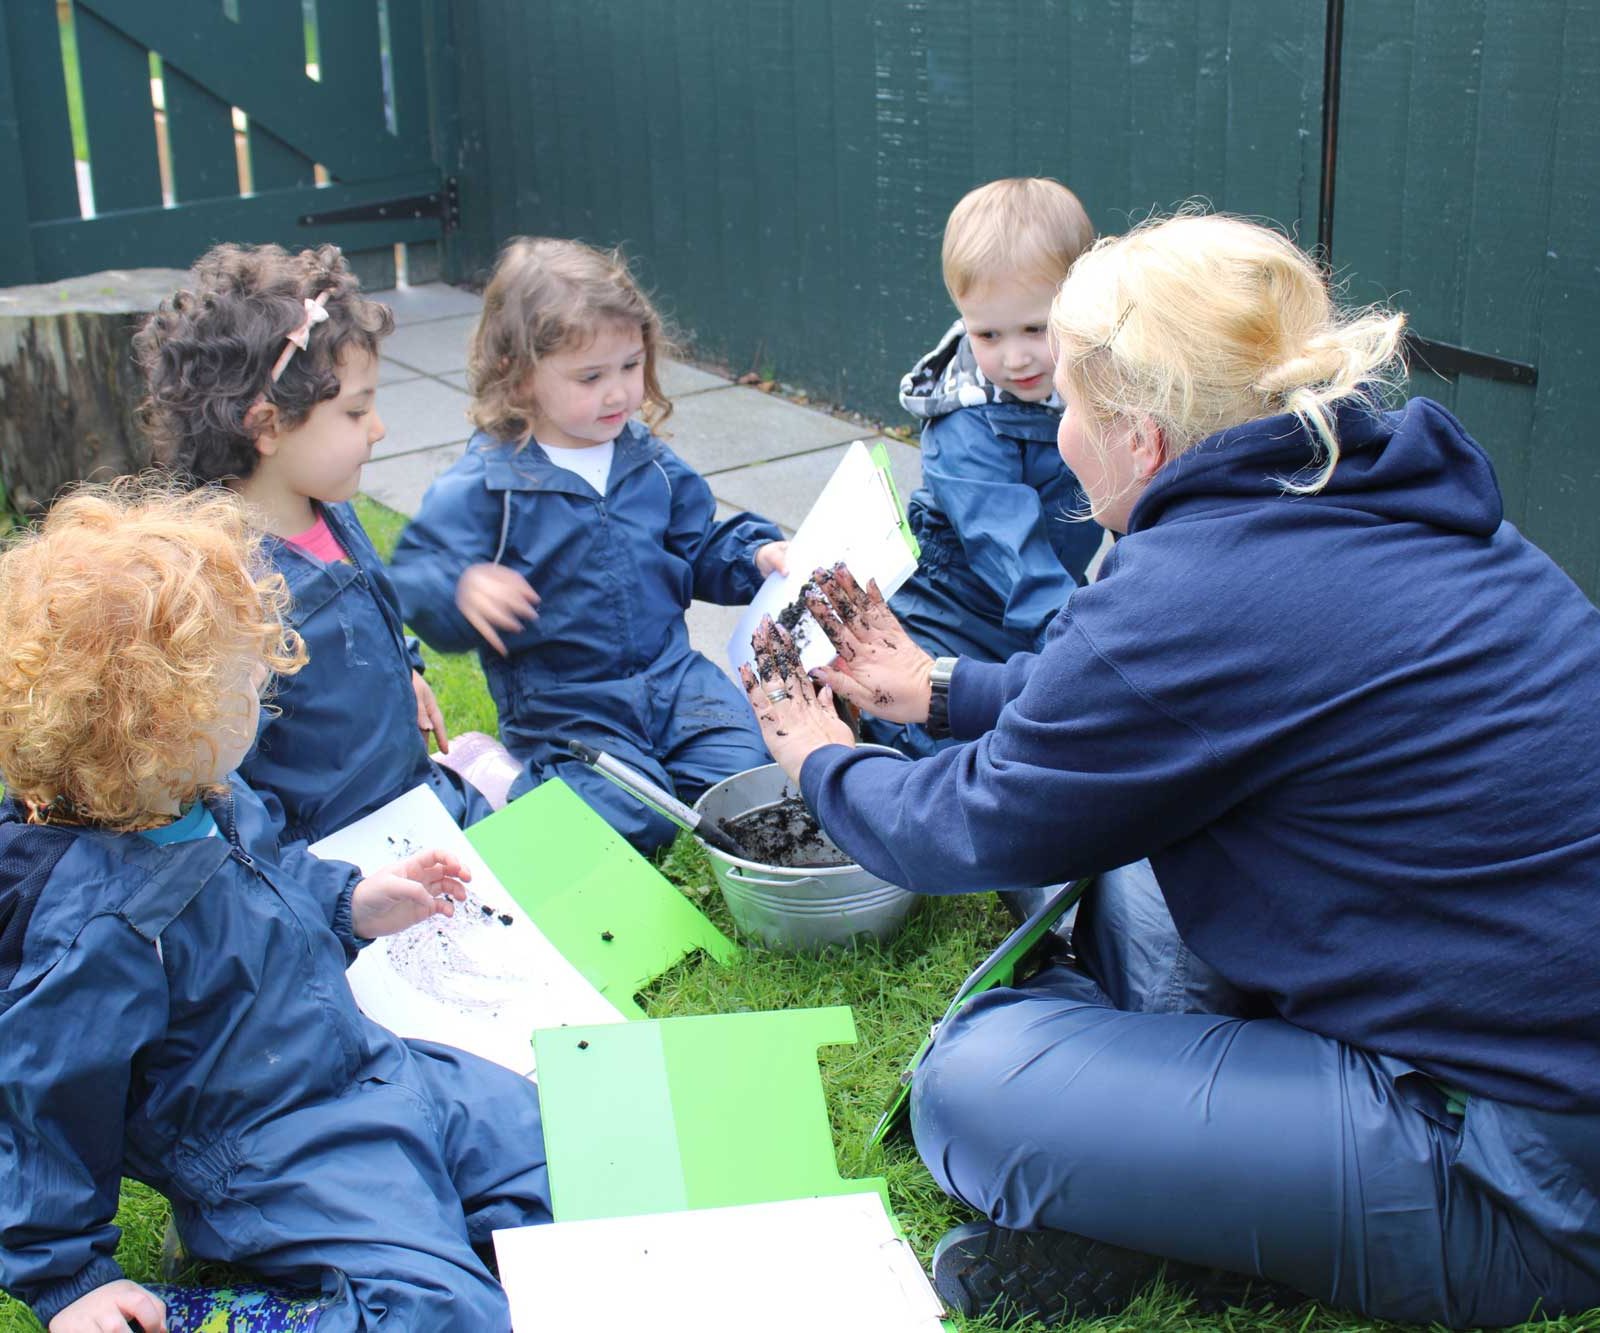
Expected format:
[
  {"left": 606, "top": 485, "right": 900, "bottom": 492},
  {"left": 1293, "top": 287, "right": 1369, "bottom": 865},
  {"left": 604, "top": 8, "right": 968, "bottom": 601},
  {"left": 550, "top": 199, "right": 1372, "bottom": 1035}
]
[
  {"left": 755, "top": 541, "right": 789, "bottom": 578},
  {"left": 49, "top": 1278, "right": 166, "bottom": 1332},
  {"left": 352, "top": 849, "right": 471, "bottom": 940},
  {"left": 456, "top": 563, "right": 541, "bottom": 656},
  {"left": 412, "top": 670, "right": 450, "bottom": 753}
]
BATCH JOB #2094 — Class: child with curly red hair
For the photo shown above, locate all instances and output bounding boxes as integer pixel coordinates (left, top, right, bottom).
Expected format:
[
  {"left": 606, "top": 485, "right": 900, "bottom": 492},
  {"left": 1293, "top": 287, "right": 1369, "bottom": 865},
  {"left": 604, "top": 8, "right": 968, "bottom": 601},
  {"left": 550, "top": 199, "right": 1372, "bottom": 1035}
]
[{"left": 0, "top": 484, "right": 550, "bottom": 1332}]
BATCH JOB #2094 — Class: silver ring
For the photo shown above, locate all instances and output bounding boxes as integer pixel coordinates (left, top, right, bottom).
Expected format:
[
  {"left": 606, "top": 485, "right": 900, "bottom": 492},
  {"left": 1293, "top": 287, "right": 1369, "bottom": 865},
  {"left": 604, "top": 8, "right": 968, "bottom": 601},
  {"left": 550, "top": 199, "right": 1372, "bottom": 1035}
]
[{"left": 765, "top": 686, "right": 791, "bottom": 703}]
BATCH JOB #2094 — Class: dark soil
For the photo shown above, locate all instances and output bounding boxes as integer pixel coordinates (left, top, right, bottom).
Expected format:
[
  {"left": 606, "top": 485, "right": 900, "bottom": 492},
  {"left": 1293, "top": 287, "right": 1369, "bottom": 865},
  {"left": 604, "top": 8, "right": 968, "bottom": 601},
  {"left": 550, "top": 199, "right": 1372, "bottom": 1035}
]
[
  {"left": 775, "top": 585, "right": 816, "bottom": 646},
  {"left": 723, "top": 796, "right": 852, "bottom": 869}
]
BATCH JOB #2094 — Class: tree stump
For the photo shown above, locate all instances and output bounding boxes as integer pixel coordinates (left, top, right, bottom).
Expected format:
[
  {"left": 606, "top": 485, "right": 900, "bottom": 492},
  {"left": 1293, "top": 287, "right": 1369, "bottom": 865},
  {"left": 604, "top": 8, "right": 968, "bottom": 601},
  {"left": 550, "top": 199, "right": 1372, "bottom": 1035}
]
[{"left": 0, "top": 269, "right": 188, "bottom": 515}]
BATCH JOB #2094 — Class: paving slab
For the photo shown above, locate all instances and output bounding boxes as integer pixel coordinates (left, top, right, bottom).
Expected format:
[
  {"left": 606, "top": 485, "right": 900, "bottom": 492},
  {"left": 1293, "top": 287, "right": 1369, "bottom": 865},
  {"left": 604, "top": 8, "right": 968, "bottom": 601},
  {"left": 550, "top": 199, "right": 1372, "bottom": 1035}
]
[
  {"left": 440, "top": 369, "right": 471, "bottom": 392},
  {"left": 373, "top": 282, "right": 484, "bottom": 324},
  {"left": 706, "top": 437, "right": 923, "bottom": 534},
  {"left": 360, "top": 440, "right": 468, "bottom": 516},
  {"left": 372, "top": 376, "right": 474, "bottom": 459},
  {"left": 378, "top": 357, "right": 423, "bottom": 387},
  {"left": 661, "top": 386, "right": 861, "bottom": 474},
  {"left": 381, "top": 312, "right": 478, "bottom": 375},
  {"left": 658, "top": 359, "right": 730, "bottom": 398}
]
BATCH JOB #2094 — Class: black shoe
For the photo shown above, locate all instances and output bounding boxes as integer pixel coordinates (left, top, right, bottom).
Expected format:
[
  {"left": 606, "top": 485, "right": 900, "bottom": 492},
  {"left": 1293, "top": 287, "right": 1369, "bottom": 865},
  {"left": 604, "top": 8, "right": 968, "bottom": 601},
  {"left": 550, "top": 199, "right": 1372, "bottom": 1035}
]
[{"left": 931, "top": 1220, "right": 1307, "bottom": 1325}]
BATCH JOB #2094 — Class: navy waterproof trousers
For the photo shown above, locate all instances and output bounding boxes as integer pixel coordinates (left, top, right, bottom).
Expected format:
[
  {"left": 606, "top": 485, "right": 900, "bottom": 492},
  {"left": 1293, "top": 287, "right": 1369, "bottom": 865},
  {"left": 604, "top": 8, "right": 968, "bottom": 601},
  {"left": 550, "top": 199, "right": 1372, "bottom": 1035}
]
[{"left": 911, "top": 863, "right": 1600, "bottom": 1327}]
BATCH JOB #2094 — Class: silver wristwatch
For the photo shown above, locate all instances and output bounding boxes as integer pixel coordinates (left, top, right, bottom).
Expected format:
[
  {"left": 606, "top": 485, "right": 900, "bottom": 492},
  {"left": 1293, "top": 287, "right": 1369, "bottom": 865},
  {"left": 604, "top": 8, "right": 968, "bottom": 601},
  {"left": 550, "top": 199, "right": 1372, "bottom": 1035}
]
[{"left": 925, "top": 656, "right": 958, "bottom": 738}]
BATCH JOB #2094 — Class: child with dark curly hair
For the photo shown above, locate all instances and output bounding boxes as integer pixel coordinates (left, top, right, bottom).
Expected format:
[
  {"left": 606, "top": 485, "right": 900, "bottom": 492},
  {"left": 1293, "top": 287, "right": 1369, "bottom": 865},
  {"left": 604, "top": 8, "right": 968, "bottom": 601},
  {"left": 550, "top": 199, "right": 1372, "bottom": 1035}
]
[
  {"left": 0, "top": 484, "right": 550, "bottom": 1332},
  {"left": 135, "top": 243, "right": 492, "bottom": 878}
]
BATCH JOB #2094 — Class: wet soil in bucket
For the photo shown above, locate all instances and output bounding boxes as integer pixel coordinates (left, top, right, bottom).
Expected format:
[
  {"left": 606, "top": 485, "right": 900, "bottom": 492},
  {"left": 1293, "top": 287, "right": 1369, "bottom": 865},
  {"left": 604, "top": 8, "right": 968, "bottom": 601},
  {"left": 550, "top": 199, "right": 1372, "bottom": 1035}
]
[{"left": 721, "top": 796, "right": 852, "bottom": 869}]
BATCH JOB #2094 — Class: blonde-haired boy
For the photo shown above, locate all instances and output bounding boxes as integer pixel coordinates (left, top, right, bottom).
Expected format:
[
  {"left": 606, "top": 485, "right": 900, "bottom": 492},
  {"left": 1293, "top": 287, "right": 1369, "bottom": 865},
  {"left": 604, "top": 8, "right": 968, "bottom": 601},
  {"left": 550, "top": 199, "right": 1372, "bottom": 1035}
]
[{"left": 869, "top": 177, "right": 1100, "bottom": 759}]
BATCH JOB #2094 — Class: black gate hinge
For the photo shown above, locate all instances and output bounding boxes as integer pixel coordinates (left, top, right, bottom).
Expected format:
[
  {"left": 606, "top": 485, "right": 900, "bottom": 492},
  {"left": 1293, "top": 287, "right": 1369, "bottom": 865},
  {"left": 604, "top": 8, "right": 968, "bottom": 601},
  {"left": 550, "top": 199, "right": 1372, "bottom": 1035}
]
[
  {"left": 298, "top": 177, "right": 460, "bottom": 232},
  {"left": 1404, "top": 332, "right": 1537, "bottom": 388}
]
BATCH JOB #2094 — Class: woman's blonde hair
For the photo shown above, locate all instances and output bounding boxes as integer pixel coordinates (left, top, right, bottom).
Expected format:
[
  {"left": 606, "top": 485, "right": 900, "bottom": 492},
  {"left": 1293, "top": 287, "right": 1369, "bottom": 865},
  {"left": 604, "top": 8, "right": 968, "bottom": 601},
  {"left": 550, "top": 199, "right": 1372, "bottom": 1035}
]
[
  {"left": 943, "top": 177, "right": 1094, "bottom": 301},
  {"left": 1051, "top": 211, "right": 1406, "bottom": 494},
  {"left": 468, "top": 237, "right": 673, "bottom": 443},
  {"left": 0, "top": 480, "right": 306, "bottom": 831}
]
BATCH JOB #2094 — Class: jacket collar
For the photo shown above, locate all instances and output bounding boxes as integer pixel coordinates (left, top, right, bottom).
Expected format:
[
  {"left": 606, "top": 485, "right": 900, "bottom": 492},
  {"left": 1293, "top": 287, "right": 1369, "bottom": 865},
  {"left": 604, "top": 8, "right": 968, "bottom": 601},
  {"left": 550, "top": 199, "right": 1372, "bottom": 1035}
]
[{"left": 477, "top": 419, "right": 661, "bottom": 497}]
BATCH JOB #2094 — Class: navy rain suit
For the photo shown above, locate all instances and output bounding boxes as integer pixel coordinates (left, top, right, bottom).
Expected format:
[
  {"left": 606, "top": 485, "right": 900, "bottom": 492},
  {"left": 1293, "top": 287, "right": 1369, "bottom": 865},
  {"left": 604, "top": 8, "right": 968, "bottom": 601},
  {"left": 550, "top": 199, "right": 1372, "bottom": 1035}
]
[
  {"left": 0, "top": 777, "right": 550, "bottom": 1330},
  {"left": 803, "top": 398, "right": 1600, "bottom": 1326},
  {"left": 389, "top": 421, "right": 780, "bottom": 852},
  {"left": 871, "top": 323, "right": 1103, "bottom": 757},
  {"left": 244, "top": 501, "right": 491, "bottom": 889}
]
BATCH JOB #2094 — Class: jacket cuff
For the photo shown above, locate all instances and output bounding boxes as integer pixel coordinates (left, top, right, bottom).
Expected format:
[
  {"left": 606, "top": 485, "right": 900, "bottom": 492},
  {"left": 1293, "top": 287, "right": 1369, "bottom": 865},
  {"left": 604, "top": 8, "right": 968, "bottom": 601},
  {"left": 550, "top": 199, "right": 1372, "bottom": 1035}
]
[
  {"left": 31, "top": 1254, "right": 125, "bottom": 1327},
  {"left": 331, "top": 864, "right": 371, "bottom": 962},
  {"left": 949, "top": 658, "right": 1007, "bottom": 740},
  {"left": 405, "top": 634, "right": 426, "bottom": 675}
]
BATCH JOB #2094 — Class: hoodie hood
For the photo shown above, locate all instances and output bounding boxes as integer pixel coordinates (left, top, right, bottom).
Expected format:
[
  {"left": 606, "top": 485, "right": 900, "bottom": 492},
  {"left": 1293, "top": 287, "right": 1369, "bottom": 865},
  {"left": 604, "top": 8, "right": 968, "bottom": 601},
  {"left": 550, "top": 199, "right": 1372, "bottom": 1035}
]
[
  {"left": 900, "top": 320, "right": 1063, "bottom": 422},
  {"left": 1128, "top": 397, "right": 1504, "bottom": 539}
]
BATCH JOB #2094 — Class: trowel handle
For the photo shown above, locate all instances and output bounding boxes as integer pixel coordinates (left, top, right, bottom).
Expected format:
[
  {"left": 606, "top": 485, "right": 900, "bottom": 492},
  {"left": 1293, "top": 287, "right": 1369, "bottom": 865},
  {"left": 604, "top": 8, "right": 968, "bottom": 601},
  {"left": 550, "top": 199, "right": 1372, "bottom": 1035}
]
[{"left": 566, "top": 741, "right": 749, "bottom": 859}]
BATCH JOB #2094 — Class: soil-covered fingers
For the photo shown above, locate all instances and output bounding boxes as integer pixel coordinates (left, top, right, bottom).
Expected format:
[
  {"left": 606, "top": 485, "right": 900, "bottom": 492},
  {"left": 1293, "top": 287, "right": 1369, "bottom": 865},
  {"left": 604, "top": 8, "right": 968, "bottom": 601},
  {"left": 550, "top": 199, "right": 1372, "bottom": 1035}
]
[{"left": 802, "top": 583, "right": 857, "bottom": 662}]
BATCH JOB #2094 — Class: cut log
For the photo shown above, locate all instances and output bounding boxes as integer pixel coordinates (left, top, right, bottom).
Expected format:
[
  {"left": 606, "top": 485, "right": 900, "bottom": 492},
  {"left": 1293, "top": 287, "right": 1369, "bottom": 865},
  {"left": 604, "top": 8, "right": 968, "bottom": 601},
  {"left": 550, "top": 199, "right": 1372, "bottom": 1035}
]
[{"left": 0, "top": 269, "right": 188, "bottom": 514}]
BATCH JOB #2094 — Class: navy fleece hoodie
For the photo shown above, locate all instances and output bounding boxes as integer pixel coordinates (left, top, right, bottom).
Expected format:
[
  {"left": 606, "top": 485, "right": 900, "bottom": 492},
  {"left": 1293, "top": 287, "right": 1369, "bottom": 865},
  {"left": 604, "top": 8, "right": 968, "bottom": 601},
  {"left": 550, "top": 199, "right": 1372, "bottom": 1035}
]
[{"left": 803, "top": 398, "right": 1600, "bottom": 1111}]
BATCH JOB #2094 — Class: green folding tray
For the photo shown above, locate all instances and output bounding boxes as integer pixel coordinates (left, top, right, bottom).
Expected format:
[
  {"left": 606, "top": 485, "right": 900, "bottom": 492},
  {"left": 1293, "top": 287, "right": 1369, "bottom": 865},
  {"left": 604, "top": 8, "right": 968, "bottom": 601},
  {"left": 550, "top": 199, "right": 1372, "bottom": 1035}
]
[
  {"left": 467, "top": 778, "right": 738, "bottom": 1020},
  {"left": 533, "top": 1006, "right": 887, "bottom": 1219}
]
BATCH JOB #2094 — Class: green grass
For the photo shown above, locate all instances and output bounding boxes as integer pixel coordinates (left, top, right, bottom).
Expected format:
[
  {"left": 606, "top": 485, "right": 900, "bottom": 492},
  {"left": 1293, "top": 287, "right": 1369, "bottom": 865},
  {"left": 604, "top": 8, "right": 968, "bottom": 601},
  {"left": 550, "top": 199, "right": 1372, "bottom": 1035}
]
[{"left": 1, "top": 496, "right": 1592, "bottom": 1331}]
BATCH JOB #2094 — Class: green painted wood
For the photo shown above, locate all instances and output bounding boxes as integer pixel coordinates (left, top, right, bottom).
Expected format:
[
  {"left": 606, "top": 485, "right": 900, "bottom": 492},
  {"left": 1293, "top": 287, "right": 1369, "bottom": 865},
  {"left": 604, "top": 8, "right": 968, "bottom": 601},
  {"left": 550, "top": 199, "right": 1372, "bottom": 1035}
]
[
  {"left": 1334, "top": 0, "right": 1597, "bottom": 600},
  {"left": 5, "top": 1, "right": 79, "bottom": 225},
  {"left": 28, "top": 168, "right": 440, "bottom": 276},
  {"left": 0, "top": 11, "right": 38, "bottom": 284},
  {"left": 163, "top": 64, "right": 238, "bottom": 203},
  {"left": 1522, "top": 0, "right": 1600, "bottom": 596},
  {"left": 72, "top": 4, "right": 162, "bottom": 213},
  {"left": 75, "top": 0, "right": 423, "bottom": 180},
  {"left": 314, "top": 0, "right": 386, "bottom": 154}
]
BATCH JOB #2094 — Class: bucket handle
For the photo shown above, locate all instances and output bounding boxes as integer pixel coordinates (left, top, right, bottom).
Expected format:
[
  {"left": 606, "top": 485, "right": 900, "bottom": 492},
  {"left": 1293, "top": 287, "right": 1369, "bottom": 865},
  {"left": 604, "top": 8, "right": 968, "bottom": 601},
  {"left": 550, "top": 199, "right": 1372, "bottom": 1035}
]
[{"left": 723, "top": 864, "right": 825, "bottom": 891}]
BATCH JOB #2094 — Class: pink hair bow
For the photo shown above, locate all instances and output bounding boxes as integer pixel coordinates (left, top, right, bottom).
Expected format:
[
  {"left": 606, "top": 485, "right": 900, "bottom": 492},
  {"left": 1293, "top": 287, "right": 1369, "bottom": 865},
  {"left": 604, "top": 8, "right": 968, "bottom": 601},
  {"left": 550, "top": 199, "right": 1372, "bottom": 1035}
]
[{"left": 268, "top": 289, "right": 334, "bottom": 382}]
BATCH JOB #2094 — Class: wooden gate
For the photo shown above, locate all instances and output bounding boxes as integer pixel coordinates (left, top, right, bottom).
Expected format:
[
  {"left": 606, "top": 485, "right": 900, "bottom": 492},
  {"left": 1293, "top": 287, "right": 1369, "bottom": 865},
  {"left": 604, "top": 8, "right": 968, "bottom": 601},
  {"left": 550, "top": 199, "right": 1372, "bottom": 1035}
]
[{"left": 0, "top": 0, "right": 452, "bottom": 289}]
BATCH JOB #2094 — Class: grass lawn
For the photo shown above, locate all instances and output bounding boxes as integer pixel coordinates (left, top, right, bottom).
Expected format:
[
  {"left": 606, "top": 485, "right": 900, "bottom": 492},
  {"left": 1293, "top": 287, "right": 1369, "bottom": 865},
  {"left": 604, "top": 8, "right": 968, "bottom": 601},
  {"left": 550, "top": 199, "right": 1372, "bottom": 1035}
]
[{"left": 0, "top": 496, "right": 1588, "bottom": 1332}]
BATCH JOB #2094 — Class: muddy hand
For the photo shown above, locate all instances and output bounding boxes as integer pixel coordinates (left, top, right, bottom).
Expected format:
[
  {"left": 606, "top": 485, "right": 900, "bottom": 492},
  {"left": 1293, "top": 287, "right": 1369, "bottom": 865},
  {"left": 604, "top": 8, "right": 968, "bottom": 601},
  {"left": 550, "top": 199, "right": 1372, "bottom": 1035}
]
[
  {"left": 808, "top": 563, "right": 935, "bottom": 725},
  {"left": 740, "top": 617, "right": 853, "bottom": 783}
]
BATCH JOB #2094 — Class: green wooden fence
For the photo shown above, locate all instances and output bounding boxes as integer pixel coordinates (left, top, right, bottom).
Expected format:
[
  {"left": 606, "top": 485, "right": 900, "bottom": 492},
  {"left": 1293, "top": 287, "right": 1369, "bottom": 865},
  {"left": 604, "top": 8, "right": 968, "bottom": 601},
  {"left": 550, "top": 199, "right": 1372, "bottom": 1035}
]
[{"left": 0, "top": 0, "right": 451, "bottom": 291}]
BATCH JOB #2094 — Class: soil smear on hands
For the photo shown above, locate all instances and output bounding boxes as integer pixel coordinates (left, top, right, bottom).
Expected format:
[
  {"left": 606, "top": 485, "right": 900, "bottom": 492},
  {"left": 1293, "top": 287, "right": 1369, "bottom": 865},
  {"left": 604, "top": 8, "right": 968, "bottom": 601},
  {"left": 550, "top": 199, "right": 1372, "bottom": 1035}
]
[{"left": 722, "top": 796, "right": 852, "bottom": 869}]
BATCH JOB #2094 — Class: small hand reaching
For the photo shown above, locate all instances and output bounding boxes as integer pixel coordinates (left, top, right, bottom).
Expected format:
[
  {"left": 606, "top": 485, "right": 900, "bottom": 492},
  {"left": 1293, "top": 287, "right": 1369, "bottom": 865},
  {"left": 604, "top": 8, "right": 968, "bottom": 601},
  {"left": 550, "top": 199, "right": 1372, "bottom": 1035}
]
[
  {"left": 412, "top": 670, "right": 449, "bottom": 753},
  {"left": 755, "top": 541, "right": 790, "bottom": 578},
  {"left": 49, "top": 1278, "right": 166, "bottom": 1333},
  {"left": 353, "top": 849, "right": 471, "bottom": 940},
  {"left": 456, "top": 563, "right": 541, "bottom": 656},
  {"left": 804, "top": 563, "right": 935, "bottom": 725},
  {"left": 739, "top": 616, "right": 854, "bottom": 783}
]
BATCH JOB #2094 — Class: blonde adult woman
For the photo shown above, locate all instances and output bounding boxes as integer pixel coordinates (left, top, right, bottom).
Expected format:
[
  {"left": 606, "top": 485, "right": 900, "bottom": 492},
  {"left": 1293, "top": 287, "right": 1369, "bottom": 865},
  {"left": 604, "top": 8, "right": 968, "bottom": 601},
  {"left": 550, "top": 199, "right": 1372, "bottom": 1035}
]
[{"left": 742, "top": 214, "right": 1600, "bottom": 1328}]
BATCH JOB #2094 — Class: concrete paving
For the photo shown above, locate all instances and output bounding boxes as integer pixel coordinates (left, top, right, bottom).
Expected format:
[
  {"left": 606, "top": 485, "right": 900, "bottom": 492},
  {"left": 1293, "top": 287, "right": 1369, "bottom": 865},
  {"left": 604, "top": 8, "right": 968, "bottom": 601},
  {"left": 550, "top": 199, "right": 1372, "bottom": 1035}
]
[{"left": 363, "top": 282, "right": 923, "bottom": 676}]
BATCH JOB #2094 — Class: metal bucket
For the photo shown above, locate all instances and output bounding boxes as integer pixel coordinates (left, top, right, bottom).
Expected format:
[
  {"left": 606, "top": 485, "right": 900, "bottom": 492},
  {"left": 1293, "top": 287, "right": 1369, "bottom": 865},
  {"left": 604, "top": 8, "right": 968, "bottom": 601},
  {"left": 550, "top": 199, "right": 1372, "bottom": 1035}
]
[{"left": 692, "top": 752, "right": 918, "bottom": 954}]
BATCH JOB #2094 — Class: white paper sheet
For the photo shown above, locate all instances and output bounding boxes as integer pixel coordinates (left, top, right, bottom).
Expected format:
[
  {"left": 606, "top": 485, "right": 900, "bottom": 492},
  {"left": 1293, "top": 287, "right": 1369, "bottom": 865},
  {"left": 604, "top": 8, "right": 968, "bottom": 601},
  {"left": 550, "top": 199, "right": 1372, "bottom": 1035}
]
[
  {"left": 311, "top": 784, "right": 625, "bottom": 1077},
  {"left": 494, "top": 1193, "right": 947, "bottom": 1332},
  {"left": 726, "top": 441, "right": 919, "bottom": 676}
]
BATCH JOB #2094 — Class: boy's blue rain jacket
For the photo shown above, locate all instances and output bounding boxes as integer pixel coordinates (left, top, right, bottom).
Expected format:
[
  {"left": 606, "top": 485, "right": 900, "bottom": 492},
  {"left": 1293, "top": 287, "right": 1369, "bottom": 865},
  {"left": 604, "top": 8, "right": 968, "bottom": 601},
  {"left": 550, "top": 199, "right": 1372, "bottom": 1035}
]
[
  {"left": 0, "top": 777, "right": 548, "bottom": 1329},
  {"left": 243, "top": 501, "right": 489, "bottom": 887},
  {"left": 895, "top": 322, "right": 1104, "bottom": 661},
  {"left": 804, "top": 397, "right": 1600, "bottom": 1113},
  {"left": 387, "top": 422, "right": 780, "bottom": 845}
]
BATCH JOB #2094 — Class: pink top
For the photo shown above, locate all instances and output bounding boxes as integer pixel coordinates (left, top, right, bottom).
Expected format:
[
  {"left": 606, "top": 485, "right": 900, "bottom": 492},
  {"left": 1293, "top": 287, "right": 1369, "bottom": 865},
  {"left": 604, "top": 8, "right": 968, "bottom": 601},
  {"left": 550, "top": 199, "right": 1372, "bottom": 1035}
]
[{"left": 284, "top": 514, "right": 349, "bottom": 565}]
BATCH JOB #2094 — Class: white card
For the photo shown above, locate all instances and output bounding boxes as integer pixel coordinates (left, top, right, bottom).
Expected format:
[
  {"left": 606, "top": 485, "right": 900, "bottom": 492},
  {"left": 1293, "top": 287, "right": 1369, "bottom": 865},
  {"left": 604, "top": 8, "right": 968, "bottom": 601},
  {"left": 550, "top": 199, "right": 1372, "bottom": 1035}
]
[
  {"left": 311, "top": 784, "right": 625, "bottom": 1077},
  {"left": 727, "top": 441, "right": 918, "bottom": 676},
  {"left": 494, "top": 1193, "right": 947, "bottom": 1332}
]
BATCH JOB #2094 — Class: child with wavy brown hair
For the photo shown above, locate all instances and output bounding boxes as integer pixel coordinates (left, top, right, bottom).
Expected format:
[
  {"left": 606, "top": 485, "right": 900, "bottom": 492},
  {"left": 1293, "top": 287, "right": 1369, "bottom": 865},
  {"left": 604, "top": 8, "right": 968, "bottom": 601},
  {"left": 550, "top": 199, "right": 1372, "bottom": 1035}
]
[
  {"left": 135, "top": 242, "right": 492, "bottom": 871},
  {"left": 390, "top": 237, "right": 788, "bottom": 853},
  {"left": 0, "top": 484, "right": 551, "bottom": 1333}
]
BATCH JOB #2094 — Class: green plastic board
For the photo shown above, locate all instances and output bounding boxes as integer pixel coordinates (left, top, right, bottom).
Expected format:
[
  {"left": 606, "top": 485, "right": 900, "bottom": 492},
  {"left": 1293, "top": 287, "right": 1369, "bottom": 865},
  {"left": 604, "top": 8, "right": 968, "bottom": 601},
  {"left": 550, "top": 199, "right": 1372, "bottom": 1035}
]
[
  {"left": 869, "top": 879, "right": 1091, "bottom": 1148},
  {"left": 467, "top": 779, "right": 738, "bottom": 1020},
  {"left": 870, "top": 439, "right": 921, "bottom": 560},
  {"left": 533, "top": 1007, "right": 887, "bottom": 1221}
]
